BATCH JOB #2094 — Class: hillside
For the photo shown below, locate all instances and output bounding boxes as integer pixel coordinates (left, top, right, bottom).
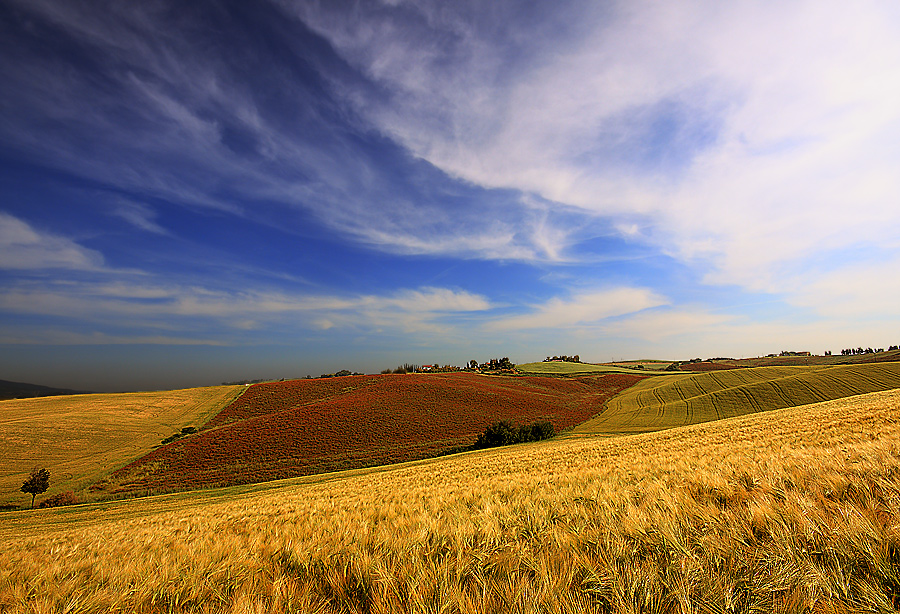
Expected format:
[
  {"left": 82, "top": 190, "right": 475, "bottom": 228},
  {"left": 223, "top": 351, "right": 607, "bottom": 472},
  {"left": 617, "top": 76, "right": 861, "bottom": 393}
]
[
  {"left": 0, "top": 386, "right": 244, "bottom": 509},
  {"left": 0, "top": 378, "right": 88, "bottom": 401},
  {"left": 673, "top": 348, "right": 900, "bottom": 371},
  {"left": 572, "top": 361, "right": 900, "bottom": 435},
  {"left": 2, "top": 388, "right": 899, "bottom": 612},
  {"left": 90, "top": 372, "right": 644, "bottom": 498},
  {"left": 516, "top": 361, "right": 657, "bottom": 375}
]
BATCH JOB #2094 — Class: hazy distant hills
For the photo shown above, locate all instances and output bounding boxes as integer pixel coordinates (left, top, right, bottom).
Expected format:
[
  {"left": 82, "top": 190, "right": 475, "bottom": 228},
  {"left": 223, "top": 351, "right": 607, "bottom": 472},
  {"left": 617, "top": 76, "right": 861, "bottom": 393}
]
[{"left": 0, "top": 379, "right": 90, "bottom": 401}]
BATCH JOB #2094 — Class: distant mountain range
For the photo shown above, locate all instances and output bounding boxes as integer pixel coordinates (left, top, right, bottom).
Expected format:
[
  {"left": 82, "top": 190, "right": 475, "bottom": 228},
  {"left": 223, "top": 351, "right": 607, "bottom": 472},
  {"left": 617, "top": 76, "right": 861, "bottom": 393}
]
[{"left": 0, "top": 379, "right": 90, "bottom": 400}]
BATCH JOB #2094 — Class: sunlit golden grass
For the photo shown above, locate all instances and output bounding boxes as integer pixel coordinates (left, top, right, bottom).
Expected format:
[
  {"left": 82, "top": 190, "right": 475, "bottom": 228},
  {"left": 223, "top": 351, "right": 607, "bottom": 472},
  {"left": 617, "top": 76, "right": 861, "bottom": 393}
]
[
  {"left": 2, "top": 388, "right": 899, "bottom": 612},
  {"left": 0, "top": 386, "right": 244, "bottom": 507},
  {"left": 573, "top": 361, "right": 900, "bottom": 435}
]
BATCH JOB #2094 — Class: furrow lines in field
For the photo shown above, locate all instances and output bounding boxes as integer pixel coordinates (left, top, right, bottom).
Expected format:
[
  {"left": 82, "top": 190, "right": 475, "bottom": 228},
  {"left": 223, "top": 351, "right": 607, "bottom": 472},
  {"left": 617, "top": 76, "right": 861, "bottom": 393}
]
[
  {"left": 704, "top": 371, "right": 726, "bottom": 393},
  {"left": 766, "top": 380, "right": 797, "bottom": 409},
  {"left": 680, "top": 398, "right": 694, "bottom": 425},
  {"left": 574, "top": 363, "right": 900, "bottom": 438},
  {"left": 672, "top": 382, "right": 689, "bottom": 403},
  {"left": 783, "top": 375, "right": 831, "bottom": 404},
  {"left": 841, "top": 364, "right": 897, "bottom": 389},
  {"left": 820, "top": 372, "right": 863, "bottom": 397},
  {"left": 737, "top": 385, "right": 764, "bottom": 416},
  {"left": 652, "top": 389, "right": 668, "bottom": 419}
]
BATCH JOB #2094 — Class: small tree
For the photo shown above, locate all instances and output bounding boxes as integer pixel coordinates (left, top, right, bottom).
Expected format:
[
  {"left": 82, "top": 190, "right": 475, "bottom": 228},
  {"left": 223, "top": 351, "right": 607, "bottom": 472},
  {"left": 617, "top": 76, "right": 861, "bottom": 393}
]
[{"left": 21, "top": 467, "right": 50, "bottom": 509}]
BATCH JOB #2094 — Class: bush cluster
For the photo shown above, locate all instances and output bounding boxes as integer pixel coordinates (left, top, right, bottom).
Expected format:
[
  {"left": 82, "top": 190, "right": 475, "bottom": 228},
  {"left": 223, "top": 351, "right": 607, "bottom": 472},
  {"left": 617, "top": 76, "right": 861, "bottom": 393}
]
[
  {"left": 543, "top": 354, "right": 580, "bottom": 363},
  {"left": 473, "top": 420, "right": 554, "bottom": 449},
  {"left": 381, "top": 363, "right": 421, "bottom": 375},
  {"left": 160, "top": 426, "right": 197, "bottom": 446},
  {"left": 319, "top": 370, "right": 362, "bottom": 378},
  {"left": 38, "top": 491, "right": 78, "bottom": 508}
]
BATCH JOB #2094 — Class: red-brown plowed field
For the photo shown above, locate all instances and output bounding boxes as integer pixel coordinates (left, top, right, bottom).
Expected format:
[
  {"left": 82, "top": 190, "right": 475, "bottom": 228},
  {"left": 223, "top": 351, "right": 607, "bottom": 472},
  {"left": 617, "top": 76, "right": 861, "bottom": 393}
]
[{"left": 91, "top": 372, "right": 644, "bottom": 496}]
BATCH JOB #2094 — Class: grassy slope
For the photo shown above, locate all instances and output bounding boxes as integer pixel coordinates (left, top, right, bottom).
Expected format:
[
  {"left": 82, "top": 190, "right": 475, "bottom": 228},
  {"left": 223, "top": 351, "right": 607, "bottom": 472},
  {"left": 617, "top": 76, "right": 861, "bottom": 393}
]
[
  {"left": 0, "top": 385, "right": 244, "bottom": 508},
  {"left": 572, "top": 361, "right": 900, "bottom": 435},
  {"left": 676, "top": 348, "right": 900, "bottom": 370},
  {"left": 91, "top": 373, "right": 644, "bottom": 497},
  {"left": 2, "top": 388, "right": 899, "bottom": 612},
  {"left": 517, "top": 361, "right": 656, "bottom": 375}
]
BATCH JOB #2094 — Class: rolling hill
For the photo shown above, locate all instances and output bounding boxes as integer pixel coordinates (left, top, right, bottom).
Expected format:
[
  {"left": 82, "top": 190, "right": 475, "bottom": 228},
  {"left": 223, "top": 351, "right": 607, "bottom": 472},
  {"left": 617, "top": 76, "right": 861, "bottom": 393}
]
[
  {"left": 516, "top": 361, "right": 657, "bottom": 375},
  {"left": 90, "top": 372, "right": 644, "bottom": 498},
  {"left": 671, "top": 348, "right": 900, "bottom": 371},
  {"left": 572, "top": 361, "right": 900, "bottom": 434},
  {"left": 2, "top": 386, "right": 899, "bottom": 612},
  {"left": 0, "top": 385, "right": 244, "bottom": 508}
]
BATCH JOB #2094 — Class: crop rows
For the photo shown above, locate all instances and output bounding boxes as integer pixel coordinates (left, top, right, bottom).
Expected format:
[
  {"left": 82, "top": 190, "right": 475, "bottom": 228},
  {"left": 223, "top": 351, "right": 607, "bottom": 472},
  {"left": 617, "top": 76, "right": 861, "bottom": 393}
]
[
  {"left": 92, "top": 373, "right": 644, "bottom": 496},
  {"left": 573, "top": 362, "right": 900, "bottom": 434}
]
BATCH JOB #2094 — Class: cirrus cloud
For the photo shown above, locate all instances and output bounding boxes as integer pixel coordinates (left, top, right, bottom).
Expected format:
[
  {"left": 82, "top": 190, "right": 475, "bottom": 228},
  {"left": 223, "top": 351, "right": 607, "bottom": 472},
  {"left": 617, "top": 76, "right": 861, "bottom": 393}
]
[
  {"left": 0, "top": 212, "right": 104, "bottom": 271},
  {"left": 490, "top": 287, "right": 669, "bottom": 331}
]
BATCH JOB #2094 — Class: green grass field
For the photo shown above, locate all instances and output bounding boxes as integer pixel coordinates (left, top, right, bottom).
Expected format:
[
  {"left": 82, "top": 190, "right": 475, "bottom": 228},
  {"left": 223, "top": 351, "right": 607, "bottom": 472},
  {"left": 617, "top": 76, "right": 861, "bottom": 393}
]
[
  {"left": 572, "top": 361, "right": 900, "bottom": 435},
  {"left": 517, "top": 361, "right": 658, "bottom": 375},
  {"left": 0, "top": 385, "right": 244, "bottom": 508}
]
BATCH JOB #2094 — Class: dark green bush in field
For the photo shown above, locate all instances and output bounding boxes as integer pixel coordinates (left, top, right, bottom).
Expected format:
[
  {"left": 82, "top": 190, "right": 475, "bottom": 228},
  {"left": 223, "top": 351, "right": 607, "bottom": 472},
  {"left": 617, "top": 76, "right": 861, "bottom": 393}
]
[
  {"left": 475, "top": 420, "right": 518, "bottom": 447},
  {"left": 474, "top": 420, "right": 554, "bottom": 449},
  {"left": 161, "top": 426, "right": 196, "bottom": 445},
  {"left": 390, "top": 363, "right": 420, "bottom": 374},
  {"left": 518, "top": 421, "right": 554, "bottom": 442}
]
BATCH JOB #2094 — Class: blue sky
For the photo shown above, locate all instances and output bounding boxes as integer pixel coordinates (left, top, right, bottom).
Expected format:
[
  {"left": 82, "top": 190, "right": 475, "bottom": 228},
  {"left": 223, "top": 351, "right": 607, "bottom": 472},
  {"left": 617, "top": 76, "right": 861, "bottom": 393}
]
[{"left": 2, "top": 0, "right": 899, "bottom": 391}]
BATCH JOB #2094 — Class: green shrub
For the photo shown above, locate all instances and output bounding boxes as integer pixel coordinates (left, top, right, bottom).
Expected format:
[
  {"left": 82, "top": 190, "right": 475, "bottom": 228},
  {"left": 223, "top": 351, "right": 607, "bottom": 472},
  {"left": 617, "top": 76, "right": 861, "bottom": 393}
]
[{"left": 473, "top": 420, "right": 554, "bottom": 449}]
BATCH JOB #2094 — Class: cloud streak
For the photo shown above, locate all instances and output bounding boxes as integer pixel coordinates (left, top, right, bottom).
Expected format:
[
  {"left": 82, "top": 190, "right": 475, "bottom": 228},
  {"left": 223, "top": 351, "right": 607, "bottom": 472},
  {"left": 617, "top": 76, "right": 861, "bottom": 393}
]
[
  {"left": 0, "top": 0, "right": 583, "bottom": 263},
  {"left": 0, "top": 212, "right": 104, "bottom": 271},
  {"left": 490, "top": 287, "right": 668, "bottom": 331},
  {"left": 0, "top": 277, "right": 493, "bottom": 342},
  {"left": 295, "top": 0, "right": 900, "bottom": 291},
  {"left": 2, "top": 0, "right": 899, "bottom": 389}
]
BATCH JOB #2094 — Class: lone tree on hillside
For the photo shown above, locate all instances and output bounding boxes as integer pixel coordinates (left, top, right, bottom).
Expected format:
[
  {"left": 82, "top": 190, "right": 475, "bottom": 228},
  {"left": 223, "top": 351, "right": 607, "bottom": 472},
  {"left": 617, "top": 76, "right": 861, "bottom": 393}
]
[{"left": 21, "top": 467, "right": 50, "bottom": 509}]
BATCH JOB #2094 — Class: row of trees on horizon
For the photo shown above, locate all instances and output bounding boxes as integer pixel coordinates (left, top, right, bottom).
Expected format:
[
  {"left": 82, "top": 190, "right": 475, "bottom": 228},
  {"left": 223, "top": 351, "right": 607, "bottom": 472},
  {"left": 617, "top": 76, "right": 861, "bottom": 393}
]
[
  {"left": 838, "top": 345, "right": 898, "bottom": 356},
  {"left": 543, "top": 355, "right": 581, "bottom": 363},
  {"left": 380, "top": 357, "right": 517, "bottom": 374}
]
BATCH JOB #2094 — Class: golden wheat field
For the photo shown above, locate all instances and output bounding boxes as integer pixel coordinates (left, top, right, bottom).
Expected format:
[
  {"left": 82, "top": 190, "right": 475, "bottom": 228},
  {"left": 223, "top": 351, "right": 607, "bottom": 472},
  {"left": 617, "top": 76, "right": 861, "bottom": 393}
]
[
  {"left": 573, "top": 362, "right": 900, "bottom": 435},
  {"left": 0, "top": 386, "right": 244, "bottom": 508},
  {"left": 1, "top": 387, "right": 899, "bottom": 613}
]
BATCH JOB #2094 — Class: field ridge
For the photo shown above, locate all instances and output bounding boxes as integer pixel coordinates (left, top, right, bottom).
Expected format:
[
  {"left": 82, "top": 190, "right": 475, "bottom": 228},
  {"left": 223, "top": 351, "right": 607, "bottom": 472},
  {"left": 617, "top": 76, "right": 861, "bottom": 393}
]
[{"left": 574, "top": 361, "right": 900, "bottom": 434}]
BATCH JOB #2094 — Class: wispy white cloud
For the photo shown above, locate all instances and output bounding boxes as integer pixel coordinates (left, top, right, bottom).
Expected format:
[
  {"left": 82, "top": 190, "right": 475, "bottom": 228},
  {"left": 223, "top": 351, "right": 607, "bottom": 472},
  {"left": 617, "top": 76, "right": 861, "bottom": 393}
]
[
  {"left": 490, "top": 287, "right": 668, "bottom": 331},
  {"left": 0, "top": 279, "right": 493, "bottom": 341},
  {"left": 596, "top": 305, "right": 899, "bottom": 360},
  {"left": 3, "top": 0, "right": 899, "bottom": 369},
  {"left": 111, "top": 200, "right": 168, "bottom": 235},
  {"left": 0, "top": 0, "right": 598, "bottom": 263},
  {"left": 295, "top": 0, "right": 900, "bottom": 289},
  {"left": 786, "top": 256, "right": 900, "bottom": 321},
  {"left": 0, "top": 328, "right": 227, "bottom": 346},
  {"left": 0, "top": 212, "right": 104, "bottom": 270},
  {"left": 599, "top": 307, "right": 736, "bottom": 343}
]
